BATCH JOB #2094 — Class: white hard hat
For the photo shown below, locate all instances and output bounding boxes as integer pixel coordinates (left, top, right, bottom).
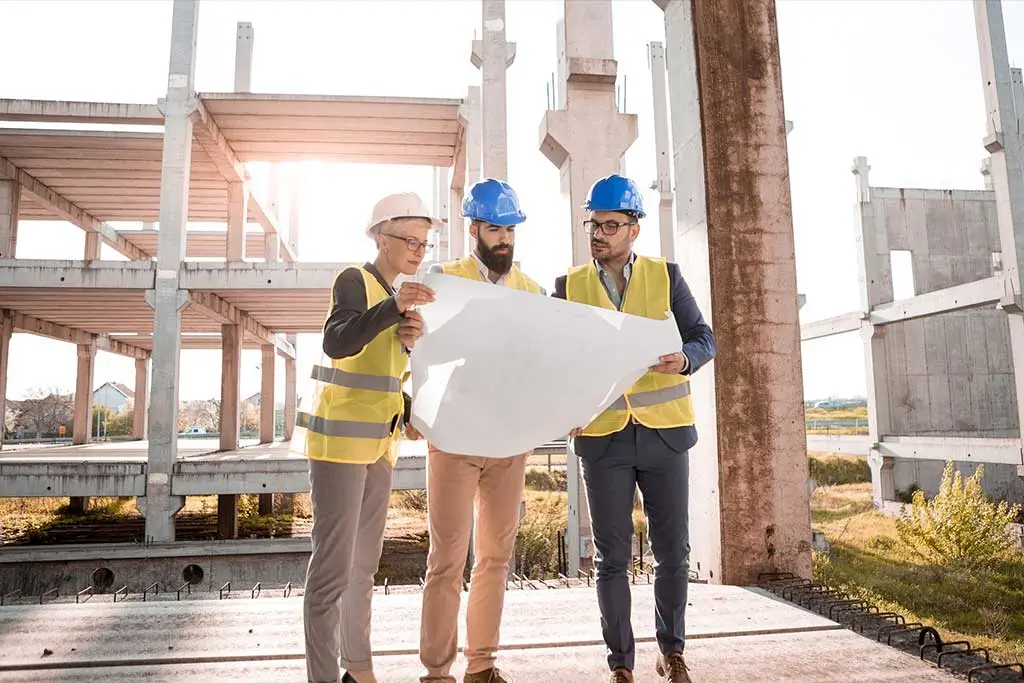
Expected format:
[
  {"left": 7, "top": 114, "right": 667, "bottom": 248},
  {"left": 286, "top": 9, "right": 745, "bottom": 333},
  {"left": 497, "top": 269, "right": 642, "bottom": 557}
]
[{"left": 366, "top": 192, "right": 442, "bottom": 237}]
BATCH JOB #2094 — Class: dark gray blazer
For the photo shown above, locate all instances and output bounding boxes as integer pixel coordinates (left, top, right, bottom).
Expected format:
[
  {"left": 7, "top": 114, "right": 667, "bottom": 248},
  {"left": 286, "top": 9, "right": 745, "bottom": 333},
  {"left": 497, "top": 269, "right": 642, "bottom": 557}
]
[{"left": 552, "top": 260, "right": 716, "bottom": 455}]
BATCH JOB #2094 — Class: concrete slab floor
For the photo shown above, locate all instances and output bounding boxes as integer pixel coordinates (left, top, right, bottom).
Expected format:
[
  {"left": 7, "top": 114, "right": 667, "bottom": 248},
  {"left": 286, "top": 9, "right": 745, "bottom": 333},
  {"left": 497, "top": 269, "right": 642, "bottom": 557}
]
[
  {"left": 0, "top": 632, "right": 959, "bottom": 683},
  {"left": 0, "top": 584, "right": 839, "bottom": 668}
]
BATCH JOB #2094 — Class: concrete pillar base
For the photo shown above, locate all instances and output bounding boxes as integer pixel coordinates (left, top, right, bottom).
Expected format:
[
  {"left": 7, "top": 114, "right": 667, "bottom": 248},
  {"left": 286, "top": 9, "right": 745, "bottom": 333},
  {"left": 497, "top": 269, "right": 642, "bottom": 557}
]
[
  {"left": 278, "top": 493, "right": 295, "bottom": 515},
  {"left": 867, "top": 450, "right": 896, "bottom": 507},
  {"left": 218, "top": 494, "right": 239, "bottom": 539},
  {"left": 67, "top": 497, "right": 89, "bottom": 515},
  {"left": 137, "top": 492, "right": 185, "bottom": 544}
]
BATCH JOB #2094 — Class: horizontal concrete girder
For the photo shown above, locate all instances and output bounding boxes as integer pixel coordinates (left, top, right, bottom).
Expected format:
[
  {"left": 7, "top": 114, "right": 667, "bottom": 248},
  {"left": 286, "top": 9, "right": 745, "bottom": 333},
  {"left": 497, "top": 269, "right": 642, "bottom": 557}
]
[
  {"left": 0, "top": 462, "right": 146, "bottom": 497},
  {"left": 7, "top": 309, "right": 149, "bottom": 360},
  {"left": 179, "top": 261, "right": 360, "bottom": 290},
  {"left": 0, "top": 260, "right": 156, "bottom": 288},
  {"left": 0, "top": 156, "right": 150, "bottom": 261},
  {"left": 187, "top": 290, "right": 295, "bottom": 359},
  {"left": 806, "top": 434, "right": 1024, "bottom": 465},
  {"left": 0, "top": 98, "right": 162, "bottom": 125}
]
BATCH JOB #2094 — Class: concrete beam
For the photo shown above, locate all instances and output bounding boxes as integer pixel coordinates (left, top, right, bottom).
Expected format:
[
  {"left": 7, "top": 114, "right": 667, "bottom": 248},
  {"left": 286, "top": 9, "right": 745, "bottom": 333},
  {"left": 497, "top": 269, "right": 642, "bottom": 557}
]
[
  {"left": 805, "top": 434, "right": 1024, "bottom": 467},
  {"left": 0, "top": 156, "right": 151, "bottom": 261},
  {"left": 0, "top": 260, "right": 156, "bottom": 288},
  {"left": 188, "top": 98, "right": 251, "bottom": 185},
  {"left": 7, "top": 310, "right": 149, "bottom": 360},
  {"left": 0, "top": 462, "right": 146, "bottom": 497},
  {"left": 178, "top": 261, "right": 359, "bottom": 290},
  {"left": 171, "top": 455, "right": 427, "bottom": 496},
  {"left": 187, "top": 290, "right": 296, "bottom": 359},
  {"left": 868, "top": 274, "right": 1009, "bottom": 325},
  {"left": 800, "top": 312, "right": 862, "bottom": 341},
  {"left": 0, "top": 99, "right": 161, "bottom": 125}
]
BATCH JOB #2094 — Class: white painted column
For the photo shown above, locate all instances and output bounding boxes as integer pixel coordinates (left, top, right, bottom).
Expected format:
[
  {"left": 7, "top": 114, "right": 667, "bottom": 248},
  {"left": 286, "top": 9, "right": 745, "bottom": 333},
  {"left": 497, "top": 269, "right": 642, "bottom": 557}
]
[
  {"left": 471, "top": 0, "right": 516, "bottom": 179},
  {"left": 974, "top": 1, "right": 1024, "bottom": 438},
  {"left": 143, "top": 0, "right": 198, "bottom": 543},
  {"left": 851, "top": 157, "right": 896, "bottom": 507},
  {"left": 648, "top": 41, "right": 675, "bottom": 259},
  {"left": 73, "top": 343, "right": 95, "bottom": 445},
  {"left": 0, "top": 181, "right": 20, "bottom": 259},
  {"left": 133, "top": 358, "right": 149, "bottom": 440},
  {"left": 0, "top": 311, "right": 12, "bottom": 450},
  {"left": 540, "top": 0, "right": 638, "bottom": 573}
]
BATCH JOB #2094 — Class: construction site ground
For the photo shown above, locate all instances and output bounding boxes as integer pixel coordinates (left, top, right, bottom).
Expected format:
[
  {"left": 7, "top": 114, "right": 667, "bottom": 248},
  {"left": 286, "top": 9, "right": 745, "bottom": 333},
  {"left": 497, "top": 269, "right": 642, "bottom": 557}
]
[{"left": 0, "top": 582, "right": 963, "bottom": 682}]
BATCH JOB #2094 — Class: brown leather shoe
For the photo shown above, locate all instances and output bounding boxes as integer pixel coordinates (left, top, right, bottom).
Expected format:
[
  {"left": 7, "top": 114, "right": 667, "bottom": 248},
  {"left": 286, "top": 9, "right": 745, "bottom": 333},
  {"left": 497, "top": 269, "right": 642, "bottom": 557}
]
[
  {"left": 656, "top": 652, "right": 692, "bottom": 682},
  {"left": 609, "top": 668, "right": 634, "bottom": 683},
  {"left": 463, "top": 668, "right": 513, "bottom": 683}
]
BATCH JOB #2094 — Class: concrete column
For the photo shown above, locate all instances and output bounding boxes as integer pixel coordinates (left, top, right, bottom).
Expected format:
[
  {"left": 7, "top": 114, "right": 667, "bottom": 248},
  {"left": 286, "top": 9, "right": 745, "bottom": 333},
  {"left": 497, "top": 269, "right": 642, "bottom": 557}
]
[
  {"left": 648, "top": 41, "right": 675, "bottom": 259},
  {"left": 133, "top": 358, "right": 149, "bottom": 440},
  {"left": 851, "top": 158, "right": 895, "bottom": 507},
  {"left": 259, "top": 344, "right": 275, "bottom": 444},
  {"left": 554, "top": 19, "right": 567, "bottom": 110},
  {"left": 540, "top": 1, "right": 638, "bottom": 573},
  {"left": 265, "top": 165, "right": 282, "bottom": 262},
  {"left": 0, "top": 311, "right": 12, "bottom": 450},
  {"left": 84, "top": 232, "right": 101, "bottom": 261},
  {"left": 465, "top": 86, "right": 482, "bottom": 187},
  {"left": 0, "top": 181, "right": 20, "bottom": 259},
  {"left": 433, "top": 167, "right": 450, "bottom": 260},
  {"left": 981, "top": 157, "right": 994, "bottom": 190},
  {"left": 73, "top": 343, "right": 95, "bottom": 445},
  {"left": 219, "top": 322, "right": 242, "bottom": 538},
  {"left": 471, "top": 0, "right": 516, "bottom": 179},
  {"left": 656, "top": 0, "right": 811, "bottom": 584},
  {"left": 974, "top": 2, "right": 1024, "bottom": 437},
  {"left": 540, "top": 0, "right": 638, "bottom": 266},
  {"left": 142, "top": 0, "right": 198, "bottom": 543},
  {"left": 448, "top": 186, "right": 465, "bottom": 259},
  {"left": 226, "top": 182, "right": 247, "bottom": 262},
  {"left": 284, "top": 335, "right": 297, "bottom": 440},
  {"left": 287, "top": 173, "right": 301, "bottom": 258},
  {"left": 233, "top": 22, "right": 253, "bottom": 93}
]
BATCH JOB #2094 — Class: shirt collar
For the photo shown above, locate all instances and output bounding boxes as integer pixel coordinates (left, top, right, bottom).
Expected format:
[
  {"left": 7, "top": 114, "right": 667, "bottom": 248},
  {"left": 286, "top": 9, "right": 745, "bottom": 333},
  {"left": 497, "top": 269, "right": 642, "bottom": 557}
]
[{"left": 594, "top": 251, "right": 637, "bottom": 276}]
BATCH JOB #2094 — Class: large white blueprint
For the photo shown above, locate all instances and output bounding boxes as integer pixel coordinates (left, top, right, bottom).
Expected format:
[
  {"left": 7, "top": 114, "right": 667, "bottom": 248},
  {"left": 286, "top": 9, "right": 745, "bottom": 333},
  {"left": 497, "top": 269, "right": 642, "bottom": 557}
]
[{"left": 408, "top": 272, "right": 682, "bottom": 457}]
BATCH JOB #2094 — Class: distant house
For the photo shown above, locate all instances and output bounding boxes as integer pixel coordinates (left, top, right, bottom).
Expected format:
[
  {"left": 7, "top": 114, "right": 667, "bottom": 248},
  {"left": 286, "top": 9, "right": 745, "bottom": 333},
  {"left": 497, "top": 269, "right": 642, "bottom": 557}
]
[
  {"left": 243, "top": 391, "right": 261, "bottom": 409},
  {"left": 93, "top": 382, "right": 134, "bottom": 415}
]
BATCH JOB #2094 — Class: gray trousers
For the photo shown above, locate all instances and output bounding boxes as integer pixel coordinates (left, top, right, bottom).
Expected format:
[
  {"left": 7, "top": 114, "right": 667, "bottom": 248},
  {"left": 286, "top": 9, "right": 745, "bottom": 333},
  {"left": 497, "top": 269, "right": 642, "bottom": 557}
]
[
  {"left": 577, "top": 422, "right": 690, "bottom": 672},
  {"left": 304, "top": 456, "right": 393, "bottom": 683}
]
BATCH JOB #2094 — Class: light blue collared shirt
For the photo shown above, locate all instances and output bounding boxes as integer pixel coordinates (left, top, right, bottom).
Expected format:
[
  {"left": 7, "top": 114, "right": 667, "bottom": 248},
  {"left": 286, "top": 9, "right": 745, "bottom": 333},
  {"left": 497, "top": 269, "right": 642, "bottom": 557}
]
[{"left": 595, "top": 252, "right": 637, "bottom": 310}]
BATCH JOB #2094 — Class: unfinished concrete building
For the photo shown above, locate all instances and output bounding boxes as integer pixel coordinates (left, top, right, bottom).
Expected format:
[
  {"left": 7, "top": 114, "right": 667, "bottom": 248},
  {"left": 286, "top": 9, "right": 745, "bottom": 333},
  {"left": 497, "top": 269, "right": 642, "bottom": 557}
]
[{"left": 803, "top": 14, "right": 1024, "bottom": 506}]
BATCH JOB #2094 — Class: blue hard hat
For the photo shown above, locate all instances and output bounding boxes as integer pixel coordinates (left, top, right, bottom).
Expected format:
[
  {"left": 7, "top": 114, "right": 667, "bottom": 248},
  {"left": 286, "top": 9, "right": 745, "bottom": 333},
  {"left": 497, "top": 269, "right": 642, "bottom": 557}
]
[
  {"left": 461, "top": 178, "right": 526, "bottom": 226},
  {"left": 583, "top": 174, "right": 646, "bottom": 219}
]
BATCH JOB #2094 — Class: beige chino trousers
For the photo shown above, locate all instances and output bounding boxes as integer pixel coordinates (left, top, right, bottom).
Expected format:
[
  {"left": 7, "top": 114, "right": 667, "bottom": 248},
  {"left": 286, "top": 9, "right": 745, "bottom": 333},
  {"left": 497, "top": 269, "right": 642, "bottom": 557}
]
[{"left": 418, "top": 445, "right": 528, "bottom": 682}]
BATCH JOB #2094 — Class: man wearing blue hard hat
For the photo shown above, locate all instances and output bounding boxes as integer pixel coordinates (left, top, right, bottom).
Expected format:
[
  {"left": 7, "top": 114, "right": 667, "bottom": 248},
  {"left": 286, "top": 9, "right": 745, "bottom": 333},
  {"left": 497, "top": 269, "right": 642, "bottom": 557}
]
[
  {"left": 553, "top": 174, "right": 716, "bottom": 683},
  {"left": 416, "top": 178, "right": 543, "bottom": 683}
]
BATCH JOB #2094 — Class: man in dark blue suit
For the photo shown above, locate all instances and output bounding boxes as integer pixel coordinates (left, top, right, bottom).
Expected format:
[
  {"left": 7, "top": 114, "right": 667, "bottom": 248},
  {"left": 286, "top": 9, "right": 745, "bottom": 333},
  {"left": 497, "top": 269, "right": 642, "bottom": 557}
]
[{"left": 552, "top": 174, "right": 716, "bottom": 683}]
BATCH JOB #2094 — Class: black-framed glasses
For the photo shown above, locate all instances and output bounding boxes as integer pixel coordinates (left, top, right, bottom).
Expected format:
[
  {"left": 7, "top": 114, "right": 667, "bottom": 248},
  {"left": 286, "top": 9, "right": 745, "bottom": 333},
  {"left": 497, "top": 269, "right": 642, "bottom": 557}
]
[
  {"left": 582, "top": 219, "right": 636, "bottom": 236},
  {"left": 382, "top": 233, "right": 434, "bottom": 252}
]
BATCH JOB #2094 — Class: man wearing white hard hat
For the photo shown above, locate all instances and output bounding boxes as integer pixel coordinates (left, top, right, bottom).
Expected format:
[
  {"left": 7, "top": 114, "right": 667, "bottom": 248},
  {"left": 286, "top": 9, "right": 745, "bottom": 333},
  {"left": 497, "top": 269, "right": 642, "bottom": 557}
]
[{"left": 293, "top": 192, "right": 440, "bottom": 683}]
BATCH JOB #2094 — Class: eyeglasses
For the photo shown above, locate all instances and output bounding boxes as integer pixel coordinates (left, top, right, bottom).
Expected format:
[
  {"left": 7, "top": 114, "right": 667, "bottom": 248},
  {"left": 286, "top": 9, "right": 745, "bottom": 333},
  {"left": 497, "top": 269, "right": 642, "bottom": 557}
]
[
  {"left": 582, "top": 219, "right": 636, "bottom": 236},
  {"left": 382, "top": 233, "right": 434, "bottom": 252}
]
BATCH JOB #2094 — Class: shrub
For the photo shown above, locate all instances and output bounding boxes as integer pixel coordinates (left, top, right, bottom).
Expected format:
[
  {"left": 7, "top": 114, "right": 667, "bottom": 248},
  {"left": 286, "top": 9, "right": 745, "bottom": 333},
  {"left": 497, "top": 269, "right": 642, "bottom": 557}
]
[
  {"left": 895, "top": 461, "right": 1022, "bottom": 571},
  {"left": 808, "top": 454, "right": 870, "bottom": 486},
  {"left": 514, "top": 492, "right": 566, "bottom": 578},
  {"left": 524, "top": 468, "right": 567, "bottom": 492},
  {"left": 395, "top": 489, "right": 428, "bottom": 512}
]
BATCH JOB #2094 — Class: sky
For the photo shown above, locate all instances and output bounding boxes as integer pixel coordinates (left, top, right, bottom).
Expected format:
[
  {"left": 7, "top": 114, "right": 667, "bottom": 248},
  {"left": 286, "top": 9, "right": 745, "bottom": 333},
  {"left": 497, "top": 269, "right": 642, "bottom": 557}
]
[{"left": 1, "top": 0, "right": 1023, "bottom": 405}]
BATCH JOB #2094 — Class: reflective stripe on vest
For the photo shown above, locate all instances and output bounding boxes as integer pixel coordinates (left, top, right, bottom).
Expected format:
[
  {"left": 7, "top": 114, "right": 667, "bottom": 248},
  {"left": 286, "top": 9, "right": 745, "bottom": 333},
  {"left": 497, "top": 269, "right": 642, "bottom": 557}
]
[
  {"left": 440, "top": 256, "right": 542, "bottom": 294},
  {"left": 288, "top": 266, "right": 408, "bottom": 466},
  {"left": 565, "top": 255, "right": 695, "bottom": 436}
]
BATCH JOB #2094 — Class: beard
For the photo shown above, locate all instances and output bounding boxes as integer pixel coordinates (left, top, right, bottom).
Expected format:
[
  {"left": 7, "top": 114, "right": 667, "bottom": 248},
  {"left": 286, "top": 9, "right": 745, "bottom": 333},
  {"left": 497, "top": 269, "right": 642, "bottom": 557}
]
[{"left": 477, "top": 241, "right": 514, "bottom": 275}]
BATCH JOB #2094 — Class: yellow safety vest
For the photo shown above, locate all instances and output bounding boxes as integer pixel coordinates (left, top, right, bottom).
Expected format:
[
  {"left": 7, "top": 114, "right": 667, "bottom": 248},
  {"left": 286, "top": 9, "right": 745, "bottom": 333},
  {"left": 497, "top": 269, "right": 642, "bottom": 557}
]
[
  {"left": 290, "top": 267, "right": 408, "bottom": 466},
  {"left": 440, "top": 256, "right": 543, "bottom": 294},
  {"left": 565, "top": 256, "right": 694, "bottom": 437}
]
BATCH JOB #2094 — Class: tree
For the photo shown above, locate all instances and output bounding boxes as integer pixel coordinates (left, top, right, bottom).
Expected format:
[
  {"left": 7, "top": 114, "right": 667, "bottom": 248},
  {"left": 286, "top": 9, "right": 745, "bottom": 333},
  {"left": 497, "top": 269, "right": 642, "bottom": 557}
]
[
  {"left": 240, "top": 401, "right": 260, "bottom": 433},
  {"left": 179, "top": 398, "right": 219, "bottom": 432},
  {"left": 3, "top": 405, "right": 16, "bottom": 435},
  {"left": 15, "top": 386, "right": 74, "bottom": 437},
  {"left": 107, "top": 412, "right": 133, "bottom": 437}
]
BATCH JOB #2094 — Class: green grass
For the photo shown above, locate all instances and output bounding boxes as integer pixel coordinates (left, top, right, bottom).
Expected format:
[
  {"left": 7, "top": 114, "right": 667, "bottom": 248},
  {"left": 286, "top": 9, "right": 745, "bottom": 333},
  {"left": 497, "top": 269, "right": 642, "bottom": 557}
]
[{"left": 812, "top": 484, "right": 1024, "bottom": 663}]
